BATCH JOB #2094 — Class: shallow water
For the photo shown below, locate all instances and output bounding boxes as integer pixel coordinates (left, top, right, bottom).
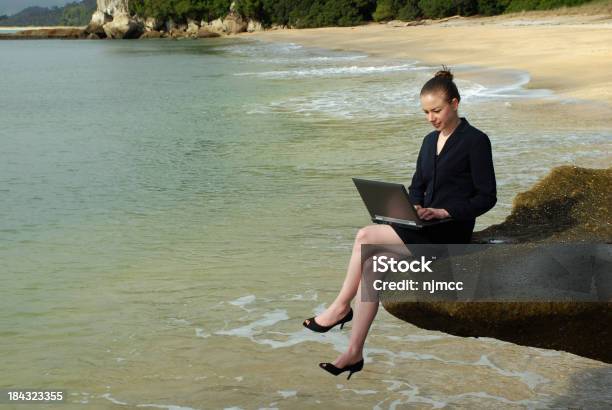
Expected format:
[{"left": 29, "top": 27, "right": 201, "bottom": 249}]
[{"left": 0, "top": 38, "right": 611, "bottom": 409}]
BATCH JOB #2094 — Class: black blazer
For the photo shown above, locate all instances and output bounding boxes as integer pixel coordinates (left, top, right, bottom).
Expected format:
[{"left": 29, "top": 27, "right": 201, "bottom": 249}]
[{"left": 408, "top": 118, "right": 497, "bottom": 221}]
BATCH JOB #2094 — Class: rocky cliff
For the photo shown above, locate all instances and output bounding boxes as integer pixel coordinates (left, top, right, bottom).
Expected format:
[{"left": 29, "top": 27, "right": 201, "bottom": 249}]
[{"left": 83, "top": 0, "right": 262, "bottom": 39}]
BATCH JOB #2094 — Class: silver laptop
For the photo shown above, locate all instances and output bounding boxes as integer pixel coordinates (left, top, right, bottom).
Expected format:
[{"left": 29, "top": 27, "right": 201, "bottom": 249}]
[{"left": 352, "top": 178, "right": 452, "bottom": 229}]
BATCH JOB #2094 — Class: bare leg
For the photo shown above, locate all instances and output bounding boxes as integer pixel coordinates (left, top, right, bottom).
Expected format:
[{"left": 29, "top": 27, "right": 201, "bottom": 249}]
[
  {"left": 305, "top": 224, "right": 403, "bottom": 327},
  {"left": 331, "top": 279, "right": 378, "bottom": 368}
]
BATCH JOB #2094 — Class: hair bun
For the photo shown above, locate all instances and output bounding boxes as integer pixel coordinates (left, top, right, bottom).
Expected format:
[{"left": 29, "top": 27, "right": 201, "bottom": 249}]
[{"left": 434, "top": 67, "right": 453, "bottom": 81}]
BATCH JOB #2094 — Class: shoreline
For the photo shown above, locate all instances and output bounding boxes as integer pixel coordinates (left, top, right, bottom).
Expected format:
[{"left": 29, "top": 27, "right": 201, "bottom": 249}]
[
  {"left": 246, "top": 16, "right": 612, "bottom": 106},
  {"left": 2, "top": 13, "right": 612, "bottom": 106},
  {"left": 0, "top": 26, "right": 85, "bottom": 30}
]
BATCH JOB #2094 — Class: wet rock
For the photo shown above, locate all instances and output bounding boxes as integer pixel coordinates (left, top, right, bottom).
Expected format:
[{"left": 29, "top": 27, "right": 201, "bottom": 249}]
[
  {"left": 86, "top": 10, "right": 111, "bottom": 38},
  {"left": 208, "top": 18, "right": 225, "bottom": 34},
  {"left": 186, "top": 19, "right": 200, "bottom": 36},
  {"left": 223, "top": 13, "right": 248, "bottom": 34},
  {"left": 145, "top": 17, "right": 163, "bottom": 32},
  {"left": 1, "top": 28, "right": 86, "bottom": 39},
  {"left": 247, "top": 19, "right": 264, "bottom": 32},
  {"left": 103, "top": 13, "right": 143, "bottom": 39},
  {"left": 197, "top": 28, "right": 221, "bottom": 38},
  {"left": 140, "top": 30, "right": 162, "bottom": 39},
  {"left": 169, "top": 28, "right": 188, "bottom": 39},
  {"left": 165, "top": 19, "right": 176, "bottom": 33},
  {"left": 381, "top": 166, "right": 612, "bottom": 363},
  {"left": 473, "top": 166, "right": 612, "bottom": 243},
  {"left": 383, "top": 300, "right": 612, "bottom": 363}
]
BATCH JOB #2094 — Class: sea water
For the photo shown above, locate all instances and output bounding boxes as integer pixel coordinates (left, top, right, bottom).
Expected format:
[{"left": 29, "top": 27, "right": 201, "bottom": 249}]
[{"left": 1, "top": 38, "right": 611, "bottom": 409}]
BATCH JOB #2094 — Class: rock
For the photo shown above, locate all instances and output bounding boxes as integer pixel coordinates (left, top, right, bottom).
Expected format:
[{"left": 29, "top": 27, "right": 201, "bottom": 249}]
[
  {"left": 140, "top": 30, "right": 162, "bottom": 39},
  {"left": 473, "top": 166, "right": 612, "bottom": 243},
  {"left": 169, "top": 29, "right": 188, "bottom": 39},
  {"left": 90, "top": 10, "right": 111, "bottom": 26},
  {"left": 85, "top": 23, "right": 107, "bottom": 38},
  {"left": 381, "top": 166, "right": 612, "bottom": 363},
  {"left": 208, "top": 18, "right": 225, "bottom": 34},
  {"left": 387, "top": 20, "right": 410, "bottom": 27},
  {"left": 187, "top": 19, "right": 200, "bottom": 32},
  {"left": 383, "top": 301, "right": 612, "bottom": 363},
  {"left": 97, "top": 0, "right": 129, "bottom": 15},
  {"left": 197, "top": 28, "right": 221, "bottom": 38},
  {"left": 85, "top": 10, "right": 110, "bottom": 38},
  {"left": 3, "top": 28, "right": 86, "bottom": 39},
  {"left": 103, "top": 13, "right": 143, "bottom": 39},
  {"left": 87, "top": 1, "right": 130, "bottom": 39},
  {"left": 145, "top": 17, "right": 163, "bottom": 32},
  {"left": 223, "top": 13, "right": 248, "bottom": 34},
  {"left": 247, "top": 19, "right": 264, "bottom": 32},
  {"left": 165, "top": 19, "right": 176, "bottom": 32}
]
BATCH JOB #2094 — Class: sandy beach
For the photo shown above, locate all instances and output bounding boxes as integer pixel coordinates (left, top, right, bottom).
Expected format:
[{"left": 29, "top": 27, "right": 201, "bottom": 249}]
[{"left": 248, "top": 13, "right": 612, "bottom": 106}]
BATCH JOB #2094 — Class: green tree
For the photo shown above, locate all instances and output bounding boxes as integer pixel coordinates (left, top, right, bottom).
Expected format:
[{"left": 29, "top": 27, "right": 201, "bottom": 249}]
[
  {"left": 418, "top": 0, "right": 456, "bottom": 18},
  {"left": 397, "top": 0, "right": 422, "bottom": 20},
  {"left": 373, "top": 0, "right": 395, "bottom": 20}
]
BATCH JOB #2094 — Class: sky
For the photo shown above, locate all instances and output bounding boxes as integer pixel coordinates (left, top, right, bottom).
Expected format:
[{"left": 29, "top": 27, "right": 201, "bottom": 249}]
[{"left": 0, "top": 0, "right": 76, "bottom": 16}]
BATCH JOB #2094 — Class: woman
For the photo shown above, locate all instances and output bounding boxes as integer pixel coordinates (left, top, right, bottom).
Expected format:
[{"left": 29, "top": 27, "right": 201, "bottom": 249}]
[{"left": 302, "top": 68, "right": 497, "bottom": 379}]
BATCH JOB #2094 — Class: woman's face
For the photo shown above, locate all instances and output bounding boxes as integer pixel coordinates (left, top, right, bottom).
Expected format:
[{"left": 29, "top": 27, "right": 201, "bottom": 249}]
[{"left": 420, "top": 92, "right": 459, "bottom": 132}]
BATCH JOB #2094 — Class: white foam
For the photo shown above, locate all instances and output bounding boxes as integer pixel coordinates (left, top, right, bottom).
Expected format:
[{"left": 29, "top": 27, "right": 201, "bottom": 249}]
[
  {"left": 137, "top": 405, "right": 198, "bottom": 410},
  {"left": 341, "top": 388, "right": 378, "bottom": 395},
  {"left": 214, "top": 307, "right": 352, "bottom": 351},
  {"left": 382, "top": 381, "right": 447, "bottom": 409},
  {"left": 195, "top": 328, "right": 210, "bottom": 338},
  {"left": 385, "top": 334, "right": 447, "bottom": 342},
  {"left": 215, "top": 309, "right": 289, "bottom": 339},
  {"left": 235, "top": 63, "right": 420, "bottom": 79},
  {"left": 277, "top": 390, "right": 297, "bottom": 398},
  {"left": 475, "top": 355, "right": 549, "bottom": 389},
  {"left": 369, "top": 348, "right": 548, "bottom": 389},
  {"left": 100, "top": 393, "right": 128, "bottom": 405},
  {"left": 168, "top": 318, "right": 191, "bottom": 325},
  {"left": 228, "top": 295, "right": 256, "bottom": 312},
  {"left": 284, "top": 290, "right": 318, "bottom": 301},
  {"left": 256, "top": 55, "right": 368, "bottom": 65},
  {"left": 459, "top": 72, "right": 552, "bottom": 100},
  {"left": 252, "top": 83, "right": 421, "bottom": 120}
]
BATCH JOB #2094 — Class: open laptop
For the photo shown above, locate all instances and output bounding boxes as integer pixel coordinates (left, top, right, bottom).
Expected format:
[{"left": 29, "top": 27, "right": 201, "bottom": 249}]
[{"left": 352, "top": 178, "right": 452, "bottom": 229}]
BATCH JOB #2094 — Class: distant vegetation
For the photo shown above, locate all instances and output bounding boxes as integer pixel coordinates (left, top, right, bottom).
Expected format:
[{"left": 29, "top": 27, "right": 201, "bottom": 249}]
[
  {"left": 0, "top": 0, "right": 601, "bottom": 28},
  {"left": 129, "top": 0, "right": 597, "bottom": 27},
  {"left": 0, "top": 0, "right": 96, "bottom": 26}
]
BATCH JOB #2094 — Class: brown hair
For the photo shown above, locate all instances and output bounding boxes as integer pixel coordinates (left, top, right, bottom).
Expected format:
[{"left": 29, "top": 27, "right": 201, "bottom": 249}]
[{"left": 420, "top": 66, "right": 461, "bottom": 103}]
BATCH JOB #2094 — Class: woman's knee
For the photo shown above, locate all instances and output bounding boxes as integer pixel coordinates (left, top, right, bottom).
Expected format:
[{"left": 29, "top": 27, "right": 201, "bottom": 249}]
[
  {"left": 356, "top": 224, "right": 403, "bottom": 246},
  {"left": 355, "top": 225, "right": 375, "bottom": 245}
]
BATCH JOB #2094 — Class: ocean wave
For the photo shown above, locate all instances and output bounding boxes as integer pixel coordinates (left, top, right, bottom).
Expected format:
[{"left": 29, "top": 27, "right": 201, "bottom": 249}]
[
  {"left": 235, "top": 63, "right": 422, "bottom": 79},
  {"left": 247, "top": 83, "right": 423, "bottom": 119},
  {"left": 246, "top": 70, "right": 553, "bottom": 120},
  {"left": 213, "top": 41, "right": 303, "bottom": 57},
  {"left": 459, "top": 72, "right": 553, "bottom": 100}
]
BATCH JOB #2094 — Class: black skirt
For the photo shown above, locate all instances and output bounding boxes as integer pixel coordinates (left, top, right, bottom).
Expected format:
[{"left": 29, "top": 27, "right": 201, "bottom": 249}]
[{"left": 391, "top": 219, "right": 475, "bottom": 245}]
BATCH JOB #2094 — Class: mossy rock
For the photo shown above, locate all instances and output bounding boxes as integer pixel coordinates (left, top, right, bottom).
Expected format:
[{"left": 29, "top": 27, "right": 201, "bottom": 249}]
[
  {"left": 382, "top": 166, "right": 612, "bottom": 363},
  {"left": 473, "top": 165, "right": 611, "bottom": 243}
]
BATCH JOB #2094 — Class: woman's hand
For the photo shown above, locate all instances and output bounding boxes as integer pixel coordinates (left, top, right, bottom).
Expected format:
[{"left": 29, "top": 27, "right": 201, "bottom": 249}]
[{"left": 417, "top": 207, "right": 450, "bottom": 220}]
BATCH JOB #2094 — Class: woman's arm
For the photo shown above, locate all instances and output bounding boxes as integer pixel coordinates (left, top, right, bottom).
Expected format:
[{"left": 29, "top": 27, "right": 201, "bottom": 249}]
[
  {"left": 408, "top": 140, "right": 427, "bottom": 206},
  {"left": 445, "top": 134, "right": 497, "bottom": 220}
]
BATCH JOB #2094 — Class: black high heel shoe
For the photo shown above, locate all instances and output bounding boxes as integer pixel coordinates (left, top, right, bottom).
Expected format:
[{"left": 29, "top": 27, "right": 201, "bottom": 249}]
[
  {"left": 302, "top": 308, "right": 353, "bottom": 333},
  {"left": 319, "top": 359, "right": 364, "bottom": 380}
]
